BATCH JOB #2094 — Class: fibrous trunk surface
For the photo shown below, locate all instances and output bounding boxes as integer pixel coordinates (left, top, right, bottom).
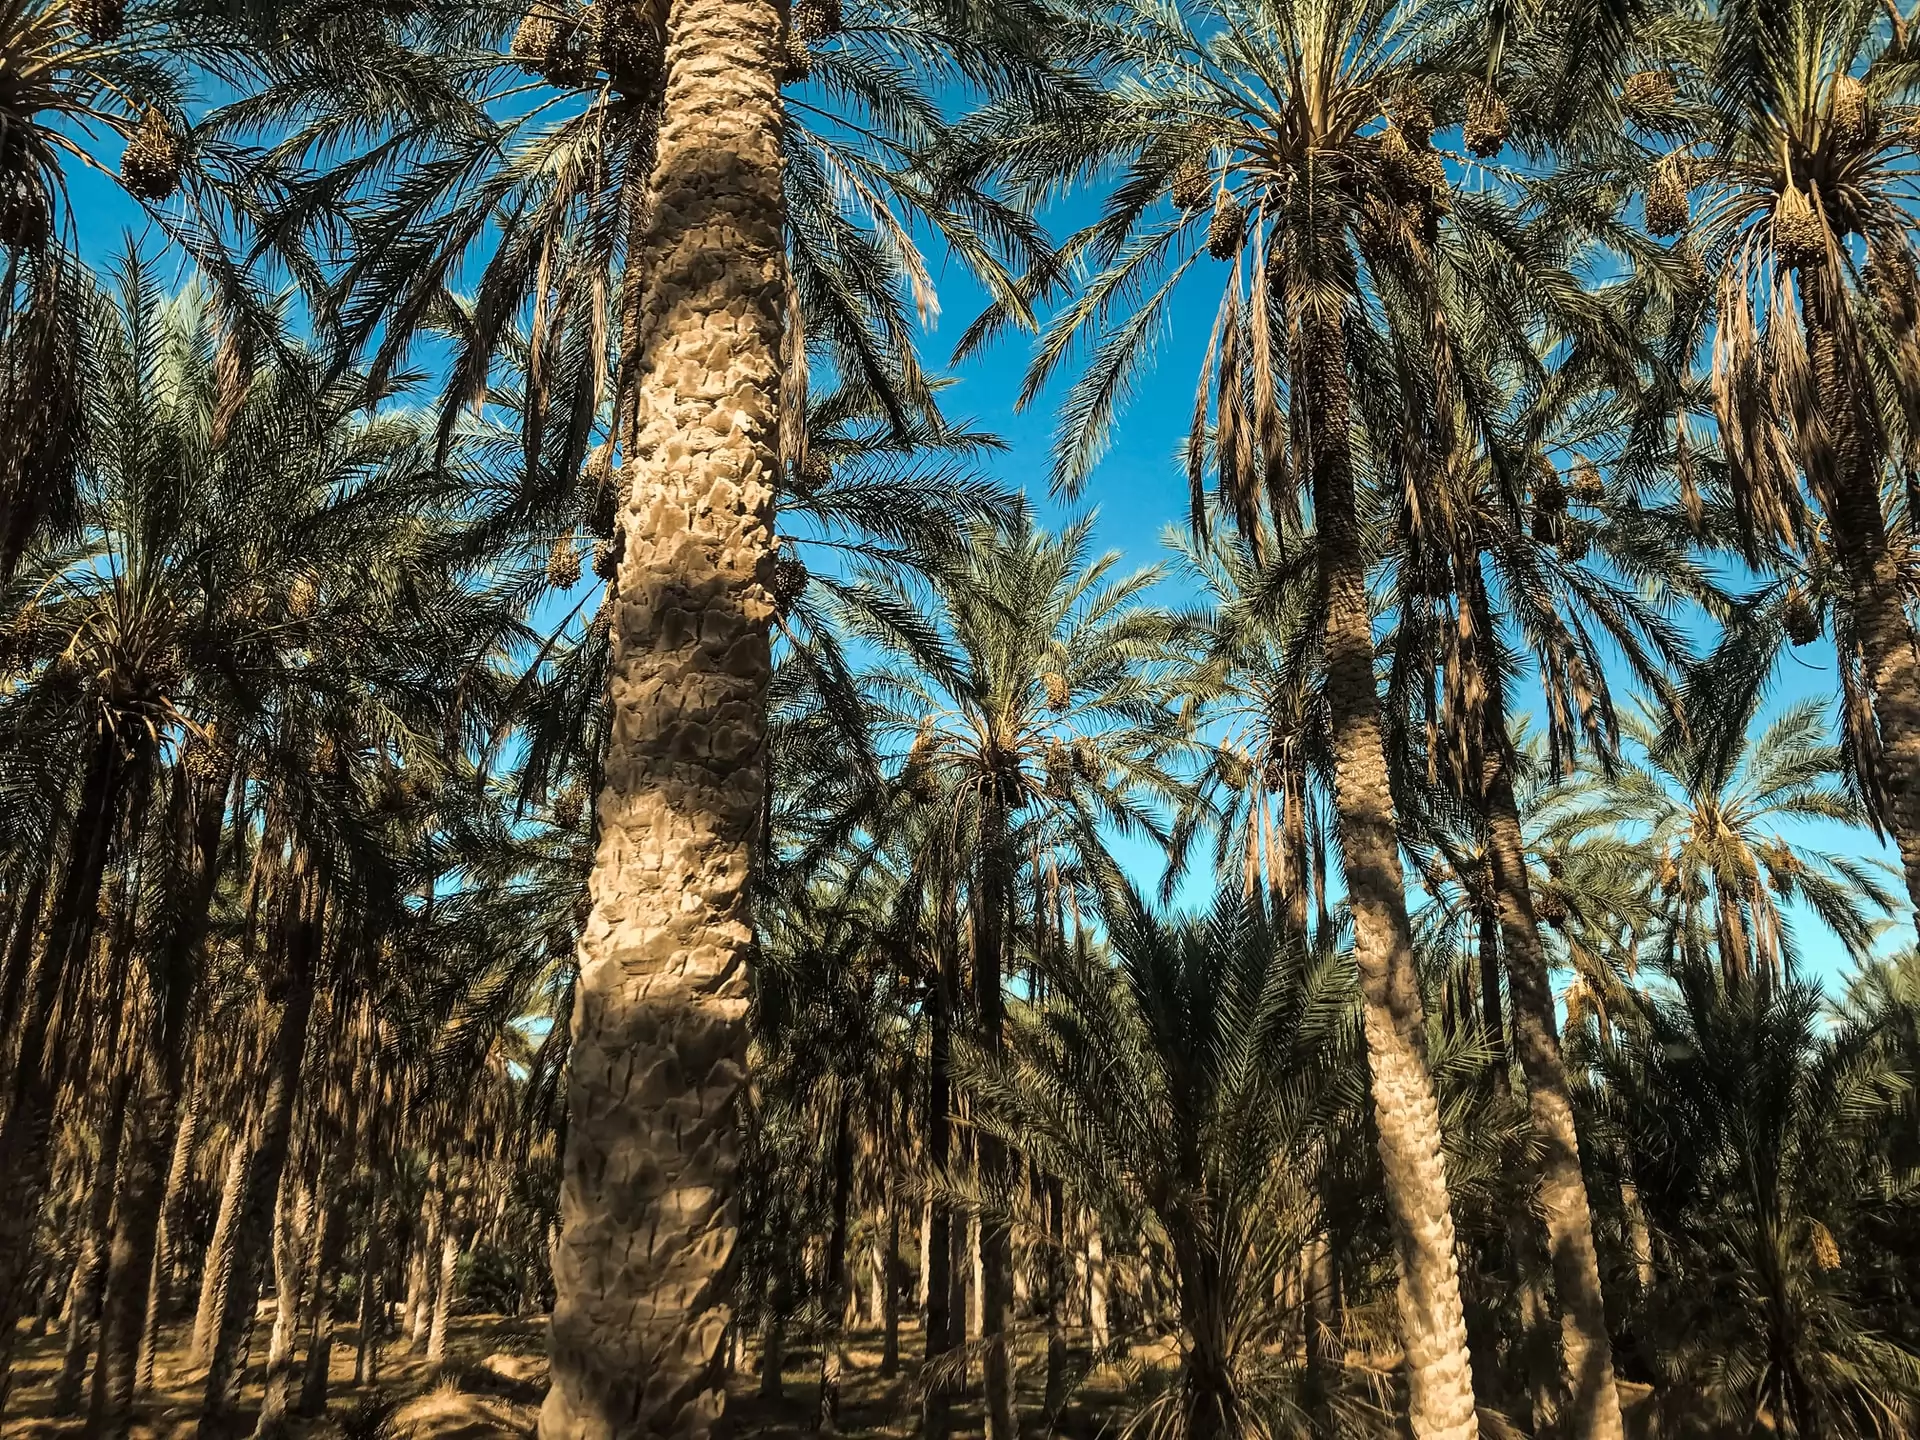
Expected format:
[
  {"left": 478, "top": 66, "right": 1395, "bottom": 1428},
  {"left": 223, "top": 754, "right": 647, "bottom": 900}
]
[{"left": 539, "top": 0, "right": 783, "bottom": 1436}]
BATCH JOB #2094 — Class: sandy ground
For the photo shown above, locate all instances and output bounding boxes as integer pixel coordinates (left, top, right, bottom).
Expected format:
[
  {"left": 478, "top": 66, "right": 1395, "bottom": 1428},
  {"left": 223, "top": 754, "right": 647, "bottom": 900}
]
[{"left": 0, "top": 1315, "right": 1105, "bottom": 1440}]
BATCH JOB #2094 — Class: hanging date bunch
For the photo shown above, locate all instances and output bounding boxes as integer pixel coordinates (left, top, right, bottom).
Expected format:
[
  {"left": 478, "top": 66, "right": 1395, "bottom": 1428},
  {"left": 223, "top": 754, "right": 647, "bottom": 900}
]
[
  {"left": 782, "top": 0, "right": 841, "bottom": 81},
  {"left": 120, "top": 107, "right": 183, "bottom": 200}
]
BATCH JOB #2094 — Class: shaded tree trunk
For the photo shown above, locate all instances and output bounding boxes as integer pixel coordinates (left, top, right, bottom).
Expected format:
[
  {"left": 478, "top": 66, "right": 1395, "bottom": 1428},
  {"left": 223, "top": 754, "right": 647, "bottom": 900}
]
[
  {"left": 923, "top": 926, "right": 956, "bottom": 1440},
  {"left": 880, "top": 1194, "right": 900, "bottom": 1379},
  {"left": 975, "top": 800, "right": 1015, "bottom": 1440},
  {"left": 94, "top": 761, "right": 228, "bottom": 1440},
  {"left": 297, "top": 1180, "right": 350, "bottom": 1417},
  {"left": 1475, "top": 641, "right": 1625, "bottom": 1440},
  {"left": 0, "top": 728, "right": 142, "bottom": 1417},
  {"left": 538, "top": 5, "right": 782, "bottom": 1439},
  {"left": 254, "top": 1168, "right": 318, "bottom": 1440},
  {"left": 197, "top": 879, "right": 321, "bottom": 1438},
  {"left": 1304, "top": 303, "right": 1477, "bottom": 1440},
  {"left": 813, "top": 1094, "right": 854, "bottom": 1434},
  {"left": 412, "top": 1159, "right": 446, "bottom": 1355}
]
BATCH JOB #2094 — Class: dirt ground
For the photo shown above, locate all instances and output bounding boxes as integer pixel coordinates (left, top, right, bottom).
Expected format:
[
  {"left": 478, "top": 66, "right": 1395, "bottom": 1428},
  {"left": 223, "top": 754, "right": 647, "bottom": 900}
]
[{"left": 0, "top": 1316, "right": 1099, "bottom": 1440}]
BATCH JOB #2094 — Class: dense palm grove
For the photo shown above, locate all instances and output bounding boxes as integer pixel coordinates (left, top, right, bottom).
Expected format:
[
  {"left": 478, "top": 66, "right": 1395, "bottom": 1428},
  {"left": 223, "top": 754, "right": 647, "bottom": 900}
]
[{"left": 5, "top": 0, "right": 1920, "bottom": 1437}]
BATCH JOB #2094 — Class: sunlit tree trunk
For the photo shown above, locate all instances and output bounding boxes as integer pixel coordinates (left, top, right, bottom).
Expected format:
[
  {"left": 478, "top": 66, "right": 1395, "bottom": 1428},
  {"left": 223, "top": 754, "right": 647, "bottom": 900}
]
[
  {"left": 538, "top": 3, "right": 783, "bottom": 1438},
  {"left": 190, "top": 1134, "right": 251, "bottom": 1370},
  {"left": 1303, "top": 302, "right": 1477, "bottom": 1440}
]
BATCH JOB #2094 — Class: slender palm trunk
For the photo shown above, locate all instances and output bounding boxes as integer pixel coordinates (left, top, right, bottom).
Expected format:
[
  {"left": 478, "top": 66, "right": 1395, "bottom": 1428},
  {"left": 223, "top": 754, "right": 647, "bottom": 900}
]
[
  {"left": 0, "top": 727, "right": 138, "bottom": 1416},
  {"left": 53, "top": 1003, "right": 137, "bottom": 1415},
  {"left": 198, "top": 879, "right": 321, "bottom": 1438},
  {"left": 425, "top": 1202, "right": 460, "bottom": 1372},
  {"left": 1801, "top": 274, "right": 1920, "bottom": 924},
  {"left": 254, "top": 1167, "right": 318, "bottom": 1440},
  {"left": 93, "top": 762, "right": 227, "bottom": 1440},
  {"left": 297, "top": 1181, "right": 350, "bottom": 1416},
  {"left": 190, "top": 1134, "right": 252, "bottom": 1370},
  {"left": 1303, "top": 304, "right": 1477, "bottom": 1440},
  {"left": 1471, "top": 594, "right": 1624, "bottom": 1440},
  {"left": 0, "top": 860, "right": 51, "bottom": 1052},
  {"left": 923, "top": 932, "right": 956, "bottom": 1440},
  {"left": 814, "top": 1094, "right": 853, "bottom": 1434},
  {"left": 539, "top": 3, "right": 782, "bottom": 1436},
  {"left": 1085, "top": 1218, "right": 1108, "bottom": 1352},
  {"left": 975, "top": 800, "right": 1016, "bottom": 1440},
  {"left": 880, "top": 1190, "right": 900, "bottom": 1379}
]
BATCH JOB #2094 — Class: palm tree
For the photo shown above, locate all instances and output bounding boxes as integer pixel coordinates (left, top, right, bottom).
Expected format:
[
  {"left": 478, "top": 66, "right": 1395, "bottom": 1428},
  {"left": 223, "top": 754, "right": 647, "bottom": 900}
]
[
  {"left": 1586, "top": 962, "right": 1920, "bottom": 1433},
  {"left": 1600, "top": 0, "right": 1920, "bottom": 922},
  {"left": 953, "top": 0, "right": 1554, "bottom": 1422},
  {"left": 1553, "top": 698, "right": 1896, "bottom": 987},
  {"left": 960, "top": 884, "right": 1373, "bottom": 1440},
  {"left": 852, "top": 513, "right": 1187, "bottom": 1438}
]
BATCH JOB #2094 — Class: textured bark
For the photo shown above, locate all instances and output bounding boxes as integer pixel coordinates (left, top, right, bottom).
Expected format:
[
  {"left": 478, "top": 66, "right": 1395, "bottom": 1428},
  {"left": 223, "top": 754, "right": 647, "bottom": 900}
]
[
  {"left": 425, "top": 1211, "right": 460, "bottom": 1371},
  {"left": 52, "top": 1043, "right": 136, "bottom": 1414},
  {"left": 133, "top": 1090, "right": 200, "bottom": 1398},
  {"left": 974, "top": 801, "right": 1016, "bottom": 1440},
  {"left": 411, "top": 1157, "right": 445, "bottom": 1352},
  {"left": 1620, "top": 1182, "right": 1654, "bottom": 1295},
  {"left": 880, "top": 1195, "right": 900, "bottom": 1378},
  {"left": 1301, "top": 1230, "right": 1341, "bottom": 1436},
  {"left": 296, "top": 1182, "right": 350, "bottom": 1417},
  {"left": 1304, "top": 305, "right": 1477, "bottom": 1439},
  {"left": 539, "top": 4, "right": 782, "bottom": 1438},
  {"left": 0, "top": 860, "right": 50, "bottom": 1058},
  {"left": 254, "top": 1169, "right": 316, "bottom": 1440},
  {"left": 0, "top": 728, "right": 136, "bottom": 1417},
  {"left": 197, "top": 886, "right": 319, "bottom": 1438},
  {"left": 814, "top": 1094, "right": 853, "bottom": 1434},
  {"left": 189, "top": 1135, "right": 251, "bottom": 1370},
  {"left": 1482, "top": 748, "right": 1625, "bottom": 1440},
  {"left": 1801, "top": 275, "right": 1920, "bottom": 923}
]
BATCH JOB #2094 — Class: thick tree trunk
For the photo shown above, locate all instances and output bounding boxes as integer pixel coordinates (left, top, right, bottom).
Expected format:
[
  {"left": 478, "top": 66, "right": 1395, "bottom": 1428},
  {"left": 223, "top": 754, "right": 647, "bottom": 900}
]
[
  {"left": 411, "top": 1154, "right": 446, "bottom": 1353},
  {"left": 0, "top": 728, "right": 136, "bottom": 1417},
  {"left": 197, "top": 883, "right": 320, "bottom": 1438},
  {"left": 190, "top": 1135, "right": 251, "bottom": 1370},
  {"left": 1479, "top": 699, "right": 1624, "bottom": 1440},
  {"left": 1801, "top": 276, "right": 1920, "bottom": 925},
  {"left": 538, "top": 4, "right": 782, "bottom": 1439},
  {"left": 1304, "top": 304, "right": 1477, "bottom": 1440},
  {"left": 136, "top": 1088, "right": 201, "bottom": 1394}
]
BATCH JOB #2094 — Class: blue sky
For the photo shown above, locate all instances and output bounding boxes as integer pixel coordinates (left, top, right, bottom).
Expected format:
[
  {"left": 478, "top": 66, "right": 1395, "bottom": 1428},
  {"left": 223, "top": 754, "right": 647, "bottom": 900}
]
[{"left": 69, "top": 109, "right": 1907, "bottom": 988}]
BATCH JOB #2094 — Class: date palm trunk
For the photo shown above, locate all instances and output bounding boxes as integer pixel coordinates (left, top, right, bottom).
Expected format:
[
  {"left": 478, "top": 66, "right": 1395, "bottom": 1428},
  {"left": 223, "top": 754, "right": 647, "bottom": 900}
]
[
  {"left": 1302, "top": 303, "right": 1478, "bottom": 1440},
  {"left": 197, "top": 876, "right": 321, "bottom": 1438},
  {"left": 1469, "top": 575, "right": 1625, "bottom": 1440},
  {"left": 1800, "top": 273, "right": 1920, "bottom": 924},
  {"left": 0, "top": 725, "right": 141, "bottom": 1416},
  {"left": 92, "top": 759, "right": 229, "bottom": 1440},
  {"left": 296, "top": 1181, "right": 351, "bottom": 1417},
  {"left": 975, "top": 799, "right": 1016, "bottom": 1440},
  {"left": 538, "top": 2, "right": 783, "bottom": 1438},
  {"left": 190, "top": 1133, "right": 251, "bottom": 1370},
  {"left": 923, "top": 928, "right": 957, "bottom": 1440},
  {"left": 814, "top": 1092, "right": 853, "bottom": 1434}
]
